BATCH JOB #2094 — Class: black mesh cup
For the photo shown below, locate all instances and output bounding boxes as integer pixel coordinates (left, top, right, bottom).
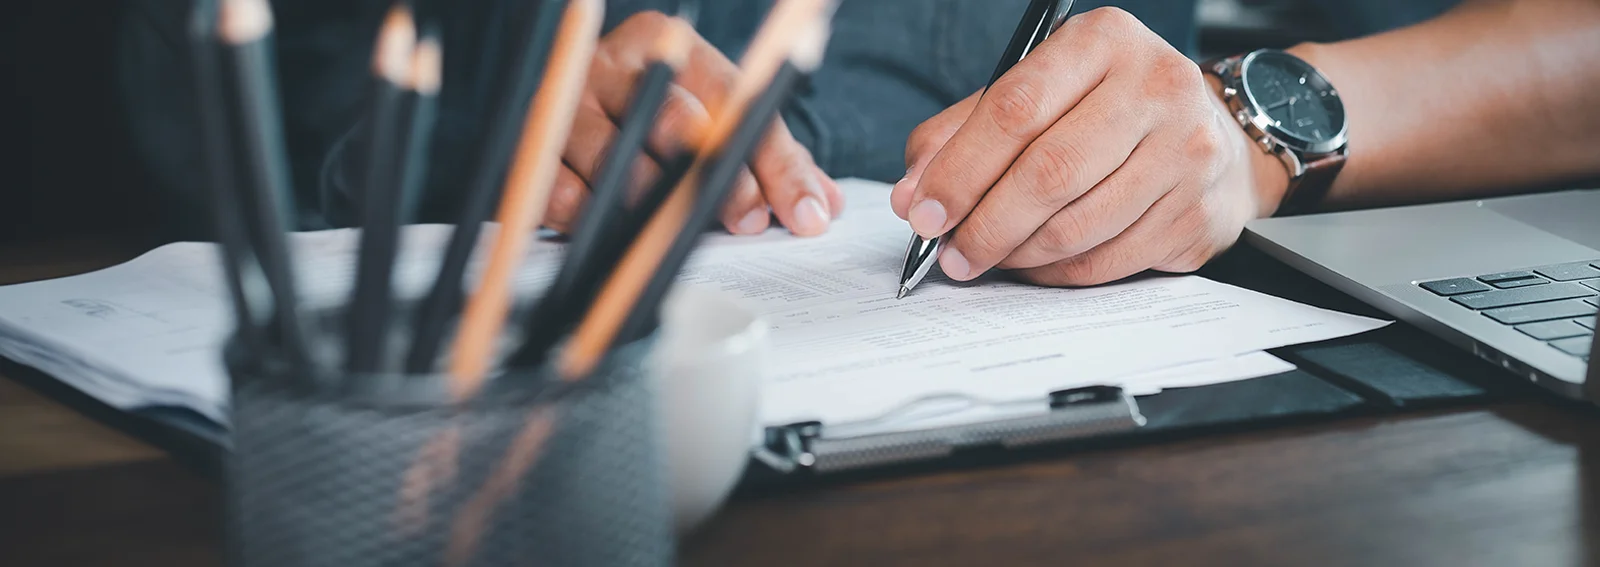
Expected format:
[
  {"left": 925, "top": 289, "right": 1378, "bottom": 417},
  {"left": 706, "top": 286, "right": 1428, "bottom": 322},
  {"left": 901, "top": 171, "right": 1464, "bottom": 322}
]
[{"left": 224, "top": 335, "right": 674, "bottom": 567}]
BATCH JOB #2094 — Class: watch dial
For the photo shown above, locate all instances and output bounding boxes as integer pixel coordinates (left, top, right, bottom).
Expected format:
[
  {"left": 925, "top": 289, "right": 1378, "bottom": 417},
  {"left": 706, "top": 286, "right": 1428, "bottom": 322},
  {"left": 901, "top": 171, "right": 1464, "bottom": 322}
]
[{"left": 1242, "top": 51, "right": 1345, "bottom": 147}]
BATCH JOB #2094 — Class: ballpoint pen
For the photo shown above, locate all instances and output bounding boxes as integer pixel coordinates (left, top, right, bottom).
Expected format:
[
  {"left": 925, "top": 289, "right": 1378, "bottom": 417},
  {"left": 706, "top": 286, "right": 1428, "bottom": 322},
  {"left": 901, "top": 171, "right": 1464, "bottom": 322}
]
[{"left": 896, "top": 0, "right": 1073, "bottom": 299}]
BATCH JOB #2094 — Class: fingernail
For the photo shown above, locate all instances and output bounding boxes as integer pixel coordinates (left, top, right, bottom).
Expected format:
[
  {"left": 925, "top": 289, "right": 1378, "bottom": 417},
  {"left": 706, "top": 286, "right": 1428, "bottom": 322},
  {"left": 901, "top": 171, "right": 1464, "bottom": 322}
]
[
  {"left": 735, "top": 207, "right": 769, "bottom": 234},
  {"left": 792, "top": 196, "right": 830, "bottom": 236},
  {"left": 908, "top": 199, "right": 947, "bottom": 237},
  {"left": 893, "top": 165, "right": 917, "bottom": 189},
  {"left": 802, "top": 170, "right": 832, "bottom": 216},
  {"left": 941, "top": 247, "right": 971, "bottom": 281},
  {"left": 892, "top": 173, "right": 913, "bottom": 196}
]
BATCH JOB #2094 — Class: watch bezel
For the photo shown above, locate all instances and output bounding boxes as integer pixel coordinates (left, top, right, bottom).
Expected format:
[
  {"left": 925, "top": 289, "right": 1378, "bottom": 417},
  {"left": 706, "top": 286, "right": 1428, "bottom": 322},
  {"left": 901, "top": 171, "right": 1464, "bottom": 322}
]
[{"left": 1235, "top": 49, "right": 1348, "bottom": 156}]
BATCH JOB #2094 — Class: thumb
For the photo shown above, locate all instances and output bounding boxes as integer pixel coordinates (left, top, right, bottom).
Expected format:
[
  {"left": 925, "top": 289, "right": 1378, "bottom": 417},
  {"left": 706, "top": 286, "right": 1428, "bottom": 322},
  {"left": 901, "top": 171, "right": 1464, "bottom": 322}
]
[{"left": 893, "top": 91, "right": 980, "bottom": 220}]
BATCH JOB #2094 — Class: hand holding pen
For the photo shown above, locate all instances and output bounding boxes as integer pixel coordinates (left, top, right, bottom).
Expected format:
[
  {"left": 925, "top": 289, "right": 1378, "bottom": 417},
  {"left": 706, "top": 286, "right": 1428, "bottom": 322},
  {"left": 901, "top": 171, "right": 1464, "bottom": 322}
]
[
  {"left": 894, "top": 0, "right": 1073, "bottom": 298},
  {"left": 894, "top": 1, "right": 1279, "bottom": 290}
]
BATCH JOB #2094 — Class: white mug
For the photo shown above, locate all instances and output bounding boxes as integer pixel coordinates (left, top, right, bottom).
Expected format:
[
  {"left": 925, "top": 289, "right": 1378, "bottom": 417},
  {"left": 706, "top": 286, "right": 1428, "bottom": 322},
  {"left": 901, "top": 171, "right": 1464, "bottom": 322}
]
[{"left": 652, "top": 286, "right": 768, "bottom": 534}]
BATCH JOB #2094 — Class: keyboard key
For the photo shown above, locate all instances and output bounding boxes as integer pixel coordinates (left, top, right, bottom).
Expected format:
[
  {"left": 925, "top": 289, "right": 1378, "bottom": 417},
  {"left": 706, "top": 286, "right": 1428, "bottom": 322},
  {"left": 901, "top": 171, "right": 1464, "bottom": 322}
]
[
  {"left": 1478, "top": 270, "right": 1537, "bottom": 283},
  {"left": 1534, "top": 262, "right": 1600, "bottom": 281},
  {"left": 1516, "top": 320, "right": 1591, "bottom": 340},
  {"left": 1421, "top": 278, "right": 1492, "bottom": 296},
  {"left": 1452, "top": 283, "right": 1594, "bottom": 310},
  {"left": 1580, "top": 316, "right": 1597, "bottom": 330},
  {"left": 1492, "top": 278, "right": 1549, "bottom": 289},
  {"left": 1483, "top": 299, "right": 1598, "bottom": 325},
  {"left": 1583, "top": 280, "right": 1600, "bottom": 293},
  {"left": 1551, "top": 335, "right": 1594, "bottom": 357}
]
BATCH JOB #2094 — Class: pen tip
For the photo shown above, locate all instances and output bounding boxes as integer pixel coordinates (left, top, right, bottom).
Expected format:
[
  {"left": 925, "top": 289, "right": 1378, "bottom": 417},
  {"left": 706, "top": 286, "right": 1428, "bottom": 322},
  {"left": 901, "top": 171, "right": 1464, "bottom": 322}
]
[{"left": 896, "top": 287, "right": 908, "bottom": 300}]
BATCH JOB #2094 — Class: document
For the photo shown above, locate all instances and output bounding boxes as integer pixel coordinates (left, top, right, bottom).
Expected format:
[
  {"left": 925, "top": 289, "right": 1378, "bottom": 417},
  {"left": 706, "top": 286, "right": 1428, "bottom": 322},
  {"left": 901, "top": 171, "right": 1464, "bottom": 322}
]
[
  {"left": 668, "top": 180, "right": 1385, "bottom": 424},
  {"left": 0, "top": 179, "right": 1383, "bottom": 427}
]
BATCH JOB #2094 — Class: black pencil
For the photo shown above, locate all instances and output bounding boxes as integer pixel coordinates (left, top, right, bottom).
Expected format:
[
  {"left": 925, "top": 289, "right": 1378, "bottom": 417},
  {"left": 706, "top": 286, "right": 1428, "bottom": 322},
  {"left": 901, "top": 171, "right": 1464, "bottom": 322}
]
[
  {"left": 189, "top": 0, "right": 271, "bottom": 352},
  {"left": 404, "top": 0, "right": 572, "bottom": 374},
  {"left": 397, "top": 28, "right": 443, "bottom": 225},
  {"left": 556, "top": 0, "right": 836, "bottom": 380},
  {"left": 507, "top": 16, "right": 695, "bottom": 367},
  {"left": 218, "top": 0, "right": 314, "bottom": 377},
  {"left": 345, "top": 4, "right": 418, "bottom": 375},
  {"left": 615, "top": 62, "right": 809, "bottom": 344}
]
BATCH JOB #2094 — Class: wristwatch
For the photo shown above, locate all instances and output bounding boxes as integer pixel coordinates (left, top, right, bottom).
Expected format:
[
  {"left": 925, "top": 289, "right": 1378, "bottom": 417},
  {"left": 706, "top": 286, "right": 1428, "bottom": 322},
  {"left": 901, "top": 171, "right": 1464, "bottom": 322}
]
[{"left": 1204, "top": 49, "right": 1348, "bottom": 216}]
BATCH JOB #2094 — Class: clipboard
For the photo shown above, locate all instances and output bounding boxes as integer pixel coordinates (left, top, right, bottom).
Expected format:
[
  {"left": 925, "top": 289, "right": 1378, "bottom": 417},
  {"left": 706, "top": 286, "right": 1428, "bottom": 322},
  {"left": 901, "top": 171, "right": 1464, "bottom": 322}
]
[{"left": 749, "top": 385, "right": 1145, "bottom": 475}]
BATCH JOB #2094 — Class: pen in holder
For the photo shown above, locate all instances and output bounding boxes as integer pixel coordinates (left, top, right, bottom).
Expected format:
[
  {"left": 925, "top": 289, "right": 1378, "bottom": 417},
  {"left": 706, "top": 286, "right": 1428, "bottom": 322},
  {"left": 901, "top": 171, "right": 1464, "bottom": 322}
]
[{"left": 224, "top": 305, "right": 675, "bottom": 567}]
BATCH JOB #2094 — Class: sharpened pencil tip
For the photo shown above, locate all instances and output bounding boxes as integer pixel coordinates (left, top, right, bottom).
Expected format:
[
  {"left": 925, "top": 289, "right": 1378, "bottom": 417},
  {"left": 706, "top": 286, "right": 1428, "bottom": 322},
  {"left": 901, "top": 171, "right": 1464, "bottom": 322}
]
[
  {"left": 374, "top": 4, "right": 417, "bottom": 84},
  {"left": 409, "top": 35, "right": 444, "bottom": 94},
  {"left": 218, "top": 0, "right": 274, "bottom": 44}
]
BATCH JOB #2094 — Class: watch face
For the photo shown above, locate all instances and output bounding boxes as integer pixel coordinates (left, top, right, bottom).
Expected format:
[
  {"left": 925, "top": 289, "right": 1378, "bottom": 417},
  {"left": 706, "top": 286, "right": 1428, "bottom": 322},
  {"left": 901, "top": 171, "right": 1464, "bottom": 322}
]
[{"left": 1241, "top": 50, "right": 1346, "bottom": 152}]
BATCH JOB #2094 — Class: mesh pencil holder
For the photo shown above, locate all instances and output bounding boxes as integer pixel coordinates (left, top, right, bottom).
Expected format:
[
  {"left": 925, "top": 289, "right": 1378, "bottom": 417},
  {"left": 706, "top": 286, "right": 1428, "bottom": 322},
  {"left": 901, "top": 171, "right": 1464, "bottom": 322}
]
[{"left": 224, "top": 336, "right": 675, "bottom": 567}]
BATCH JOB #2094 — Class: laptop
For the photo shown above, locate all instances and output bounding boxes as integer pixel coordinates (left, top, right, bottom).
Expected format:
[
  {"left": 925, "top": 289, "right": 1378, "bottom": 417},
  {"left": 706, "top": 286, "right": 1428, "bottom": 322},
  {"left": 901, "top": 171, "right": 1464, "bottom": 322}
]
[{"left": 1243, "top": 188, "right": 1600, "bottom": 403}]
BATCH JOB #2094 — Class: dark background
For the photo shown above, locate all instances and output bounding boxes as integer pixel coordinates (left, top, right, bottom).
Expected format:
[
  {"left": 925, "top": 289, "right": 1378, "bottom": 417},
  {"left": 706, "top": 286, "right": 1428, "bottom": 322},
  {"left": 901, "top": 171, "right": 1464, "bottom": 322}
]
[{"left": 6, "top": 1, "right": 162, "bottom": 248}]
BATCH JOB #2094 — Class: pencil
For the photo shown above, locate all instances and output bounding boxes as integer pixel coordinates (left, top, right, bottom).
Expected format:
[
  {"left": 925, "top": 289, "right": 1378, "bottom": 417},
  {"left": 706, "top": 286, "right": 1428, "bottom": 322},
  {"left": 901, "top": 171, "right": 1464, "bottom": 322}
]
[
  {"left": 189, "top": 0, "right": 271, "bottom": 352},
  {"left": 616, "top": 61, "right": 813, "bottom": 345},
  {"left": 438, "top": 10, "right": 821, "bottom": 556},
  {"left": 398, "top": 29, "right": 443, "bottom": 225},
  {"left": 345, "top": 4, "right": 417, "bottom": 375},
  {"left": 446, "top": 0, "right": 604, "bottom": 399},
  {"left": 504, "top": 152, "right": 693, "bottom": 369},
  {"left": 556, "top": 0, "right": 837, "bottom": 380},
  {"left": 218, "top": 0, "right": 314, "bottom": 376},
  {"left": 507, "top": 13, "right": 697, "bottom": 368},
  {"left": 405, "top": 0, "right": 573, "bottom": 374}
]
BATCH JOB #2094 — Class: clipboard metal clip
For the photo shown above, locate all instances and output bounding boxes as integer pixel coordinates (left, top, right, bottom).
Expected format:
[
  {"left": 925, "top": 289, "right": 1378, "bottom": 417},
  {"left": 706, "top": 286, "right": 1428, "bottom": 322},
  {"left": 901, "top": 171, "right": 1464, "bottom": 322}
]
[{"left": 752, "top": 386, "right": 1147, "bottom": 475}]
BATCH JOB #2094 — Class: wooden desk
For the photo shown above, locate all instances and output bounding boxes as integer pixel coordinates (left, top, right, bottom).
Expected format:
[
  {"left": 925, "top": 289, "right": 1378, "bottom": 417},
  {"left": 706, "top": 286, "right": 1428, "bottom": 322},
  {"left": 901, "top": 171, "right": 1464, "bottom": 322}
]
[{"left": 4, "top": 240, "right": 1600, "bottom": 567}]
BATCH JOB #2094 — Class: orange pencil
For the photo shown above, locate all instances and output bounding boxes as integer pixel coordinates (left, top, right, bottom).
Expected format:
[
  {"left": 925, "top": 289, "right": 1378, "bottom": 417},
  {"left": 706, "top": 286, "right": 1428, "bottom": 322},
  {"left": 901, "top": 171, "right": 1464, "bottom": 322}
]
[
  {"left": 446, "top": 0, "right": 605, "bottom": 399},
  {"left": 556, "top": 0, "right": 836, "bottom": 381}
]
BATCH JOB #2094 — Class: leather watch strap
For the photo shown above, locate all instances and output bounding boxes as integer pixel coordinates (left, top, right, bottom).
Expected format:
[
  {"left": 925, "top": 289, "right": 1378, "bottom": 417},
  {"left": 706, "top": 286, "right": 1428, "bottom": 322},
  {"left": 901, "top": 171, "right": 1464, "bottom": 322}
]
[
  {"left": 1276, "top": 149, "right": 1346, "bottom": 216},
  {"left": 1203, "top": 52, "right": 1348, "bottom": 217}
]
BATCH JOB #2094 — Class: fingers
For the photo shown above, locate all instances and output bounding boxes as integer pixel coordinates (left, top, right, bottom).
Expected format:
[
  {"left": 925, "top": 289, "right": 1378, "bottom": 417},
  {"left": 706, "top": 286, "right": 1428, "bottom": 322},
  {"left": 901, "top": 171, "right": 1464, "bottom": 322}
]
[
  {"left": 997, "top": 144, "right": 1173, "bottom": 270},
  {"left": 717, "top": 167, "right": 770, "bottom": 234},
  {"left": 645, "top": 84, "right": 710, "bottom": 159},
  {"left": 893, "top": 91, "right": 980, "bottom": 220},
  {"left": 1010, "top": 189, "right": 1190, "bottom": 287},
  {"left": 583, "top": 10, "right": 829, "bottom": 236},
  {"left": 543, "top": 165, "right": 592, "bottom": 233},
  {"left": 633, "top": 16, "right": 827, "bottom": 235},
  {"left": 746, "top": 121, "right": 832, "bottom": 236},
  {"left": 905, "top": 10, "right": 1132, "bottom": 240},
  {"left": 939, "top": 84, "right": 1154, "bottom": 280},
  {"left": 562, "top": 95, "right": 628, "bottom": 187}
]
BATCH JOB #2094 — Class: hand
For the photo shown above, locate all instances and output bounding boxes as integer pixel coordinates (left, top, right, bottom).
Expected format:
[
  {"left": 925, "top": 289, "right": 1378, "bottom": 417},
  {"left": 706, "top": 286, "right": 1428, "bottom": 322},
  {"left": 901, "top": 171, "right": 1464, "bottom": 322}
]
[
  {"left": 545, "top": 11, "right": 844, "bottom": 236},
  {"left": 890, "top": 8, "right": 1288, "bottom": 287}
]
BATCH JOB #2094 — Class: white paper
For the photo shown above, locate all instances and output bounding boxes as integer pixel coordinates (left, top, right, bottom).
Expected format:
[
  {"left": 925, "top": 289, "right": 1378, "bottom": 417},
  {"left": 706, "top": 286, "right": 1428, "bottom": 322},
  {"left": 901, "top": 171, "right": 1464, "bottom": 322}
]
[
  {"left": 0, "top": 225, "right": 557, "bottom": 422},
  {"left": 0, "top": 179, "right": 1382, "bottom": 427},
  {"left": 672, "top": 180, "right": 1385, "bottom": 425}
]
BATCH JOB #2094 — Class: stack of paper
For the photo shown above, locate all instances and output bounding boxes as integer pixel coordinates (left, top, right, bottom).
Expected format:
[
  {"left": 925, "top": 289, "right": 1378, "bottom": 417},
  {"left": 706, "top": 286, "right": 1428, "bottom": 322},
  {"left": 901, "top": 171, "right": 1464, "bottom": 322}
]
[{"left": 0, "top": 179, "right": 1386, "bottom": 432}]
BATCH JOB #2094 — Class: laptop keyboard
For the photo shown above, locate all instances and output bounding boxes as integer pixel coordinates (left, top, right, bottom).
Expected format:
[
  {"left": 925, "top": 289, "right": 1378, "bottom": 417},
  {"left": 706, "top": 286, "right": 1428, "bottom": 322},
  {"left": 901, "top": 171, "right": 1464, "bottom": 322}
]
[{"left": 1420, "top": 260, "right": 1599, "bottom": 361}]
